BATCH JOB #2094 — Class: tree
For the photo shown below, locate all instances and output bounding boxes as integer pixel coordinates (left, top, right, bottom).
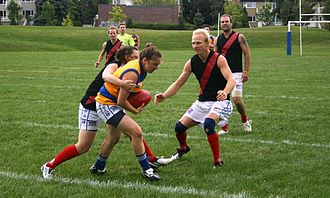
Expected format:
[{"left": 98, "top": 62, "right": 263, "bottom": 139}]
[
  {"left": 7, "top": 0, "right": 23, "bottom": 25},
  {"left": 257, "top": 3, "right": 274, "bottom": 26},
  {"left": 109, "top": 6, "right": 127, "bottom": 23},
  {"left": 324, "top": 0, "right": 330, "bottom": 31},
  {"left": 241, "top": 7, "right": 249, "bottom": 28},
  {"left": 280, "top": 0, "right": 292, "bottom": 25},
  {"left": 62, "top": 14, "right": 73, "bottom": 26},
  {"left": 224, "top": 1, "right": 243, "bottom": 28},
  {"left": 193, "top": 10, "right": 204, "bottom": 29},
  {"left": 209, "top": 0, "right": 225, "bottom": 24},
  {"left": 41, "top": 1, "right": 55, "bottom": 26}
]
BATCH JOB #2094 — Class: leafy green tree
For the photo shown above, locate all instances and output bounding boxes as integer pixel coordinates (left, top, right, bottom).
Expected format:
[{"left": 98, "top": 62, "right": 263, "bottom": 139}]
[
  {"left": 241, "top": 7, "right": 249, "bottom": 28},
  {"left": 41, "top": 1, "right": 55, "bottom": 26},
  {"left": 224, "top": 1, "right": 243, "bottom": 28},
  {"left": 257, "top": 3, "right": 274, "bottom": 26},
  {"left": 193, "top": 10, "right": 204, "bottom": 29},
  {"left": 7, "top": 0, "right": 23, "bottom": 25},
  {"left": 62, "top": 14, "right": 73, "bottom": 26},
  {"left": 109, "top": 6, "right": 127, "bottom": 23}
]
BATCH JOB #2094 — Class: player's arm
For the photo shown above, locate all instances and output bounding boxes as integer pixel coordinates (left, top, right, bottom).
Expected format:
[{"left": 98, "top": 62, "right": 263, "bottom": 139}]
[
  {"left": 102, "top": 64, "right": 135, "bottom": 91},
  {"left": 154, "top": 60, "right": 192, "bottom": 105},
  {"left": 137, "top": 36, "right": 140, "bottom": 48},
  {"left": 95, "top": 42, "right": 107, "bottom": 68},
  {"left": 213, "top": 37, "right": 218, "bottom": 52},
  {"left": 117, "top": 71, "right": 142, "bottom": 114},
  {"left": 216, "top": 56, "right": 236, "bottom": 101},
  {"left": 239, "top": 34, "right": 251, "bottom": 82}
]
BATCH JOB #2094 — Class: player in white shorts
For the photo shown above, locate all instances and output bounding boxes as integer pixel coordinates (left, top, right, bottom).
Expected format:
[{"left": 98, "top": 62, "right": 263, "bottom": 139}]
[{"left": 155, "top": 29, "right": 235, "bottom": 167}]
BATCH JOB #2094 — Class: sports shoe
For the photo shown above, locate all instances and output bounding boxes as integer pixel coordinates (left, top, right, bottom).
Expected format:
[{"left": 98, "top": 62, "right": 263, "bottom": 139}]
[
  {"left": 218, "top": 129, "right": 229, "bottom": 135},
  {"left": 149, "top": 156, "right": 173, "bottom": 169},
  {"left": 171, "top": 146, "right": 190, "bottom": 160},
  {"left": 41, "top": 163, "right": 54, "bottom": 179},
  {"left": 142, "top": 168, "right": 160, "bottom": 181},
  {"left": 243, "top": 120, "right": 252, "bottom": 132},
  {"left": 89, "top": 164, "right": 106, "bottom": 174},
  {"left": 213, "top": 159, "right": 224, "bottom": 168}
]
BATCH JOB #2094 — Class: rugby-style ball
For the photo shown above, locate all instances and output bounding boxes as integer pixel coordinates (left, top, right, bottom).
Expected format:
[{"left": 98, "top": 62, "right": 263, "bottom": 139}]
[{"left": 128, "top": 90, "right": 151, "bottom": 108}]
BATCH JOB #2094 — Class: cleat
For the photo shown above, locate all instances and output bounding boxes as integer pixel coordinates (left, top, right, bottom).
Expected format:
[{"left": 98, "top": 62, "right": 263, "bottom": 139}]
[
  {"left": 41, "top": 163, "right": 54, "bottom": 179},
  {"left": 243, "top": 120, "right": 252, "bottom": 132},
  {"left": 149, "top": 157, "right": 173, "bottom": 169},
  {"left": 142, "top": 168, "right": 160, "bottom": 180},
  {"left": 171, "top": 146, "right": 190, "bottom": 161},
  {"left": 213, "top": 159, "right": 224, "bottom": 168},
  {"left": 218, "top": 129, "right": 229, "bottom": 135},
  {"left": 89, "top": 164, "right": 106, "bottom": 174}
]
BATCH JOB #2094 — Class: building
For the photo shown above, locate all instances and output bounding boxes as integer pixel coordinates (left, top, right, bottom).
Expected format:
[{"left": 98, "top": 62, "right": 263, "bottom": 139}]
[
  {"left": 239, "top": 0, "right": 278, "bottom": 27},
  {"left": 0, "top": 0, "right": 36, "bottom": 24},
  {"left": 98, "top": 4, "right": 179, "bottom": 26}
]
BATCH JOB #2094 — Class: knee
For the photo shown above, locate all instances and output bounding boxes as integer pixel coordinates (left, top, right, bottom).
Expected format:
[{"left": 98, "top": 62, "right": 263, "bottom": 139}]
[
  {"left": 175, "top": 121, "right": 187, "bottom": 134},
  {"left": 131, "top": 126, "right": 143, "bottom": 141},
  {"left": 204, "top": 118, "right": 215, "bottom": 135},
  {"left": 233, "top": 97, "right": 242, "bottom": 105}
]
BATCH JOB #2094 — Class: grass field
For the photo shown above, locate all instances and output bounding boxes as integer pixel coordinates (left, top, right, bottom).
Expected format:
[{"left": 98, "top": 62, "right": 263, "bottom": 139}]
[{"left": 0, "top": 26, "right": 329, "bottom": 197}]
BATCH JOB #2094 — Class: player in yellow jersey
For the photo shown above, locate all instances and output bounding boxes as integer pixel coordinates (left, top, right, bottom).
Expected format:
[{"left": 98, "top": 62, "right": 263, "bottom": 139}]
[{"left": 92, "top": 45, "right": 162, "bottom": 180}]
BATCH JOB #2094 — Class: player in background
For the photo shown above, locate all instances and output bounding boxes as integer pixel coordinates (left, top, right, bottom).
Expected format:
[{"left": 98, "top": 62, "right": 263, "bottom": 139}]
[
  {"left": 131, "top": 28, "right": 140, "bottom": 50},
  {"left": 117, "top": 22, "right": 135, "bottom": 47},
  {"left": 154, "top": 29, "right": 235, "bottom": 167},
  {"left": 95, "top": 26, "right": 123, "bottom": 68},
  {"left": 203, "top": 24, "right": 216, "bottom": 51},
  {"left": 92, "top": 45, "right": 163, "bottom": 180},
  {"left": 214, "top": 14, "right": 252, "bottom": 134}
]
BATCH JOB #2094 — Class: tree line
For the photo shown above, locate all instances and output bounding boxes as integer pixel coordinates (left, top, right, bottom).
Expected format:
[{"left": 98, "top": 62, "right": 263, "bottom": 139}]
[{"left": 4, "top": 0, "right": 330, "bottom": 29}]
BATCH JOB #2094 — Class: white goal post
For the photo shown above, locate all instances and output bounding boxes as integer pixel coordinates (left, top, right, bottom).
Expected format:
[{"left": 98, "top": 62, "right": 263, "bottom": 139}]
[{"left": 287, "top": 0, "right": 330, "bottom": 56}]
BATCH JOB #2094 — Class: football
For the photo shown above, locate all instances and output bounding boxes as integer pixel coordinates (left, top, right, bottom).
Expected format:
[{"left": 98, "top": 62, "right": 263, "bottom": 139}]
[{"left": 128, "top": 90, "right": 151, "bottom": 108}]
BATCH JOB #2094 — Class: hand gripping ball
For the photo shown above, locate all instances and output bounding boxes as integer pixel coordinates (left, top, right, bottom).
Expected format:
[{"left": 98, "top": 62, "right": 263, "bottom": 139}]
[{"left": 128, "top": 90, "right": 151, "bottom": 108}]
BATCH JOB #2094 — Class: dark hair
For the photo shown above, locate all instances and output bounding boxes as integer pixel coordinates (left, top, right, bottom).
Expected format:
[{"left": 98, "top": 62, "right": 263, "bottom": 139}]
[
  {"left": 144, "top": 42, "right": 155, "bottom": 48},
  {"left": 203, "top": 24, "right": 211, "bottom": 29},
  {"left": 115, "top": 46, "right": 136, "bottom": 63},
  {"left": 139, "top": 44, "right": 162, "bottom": 61},
  {"left": 220, "top": 14, "right": 232, "bottom": 23}
]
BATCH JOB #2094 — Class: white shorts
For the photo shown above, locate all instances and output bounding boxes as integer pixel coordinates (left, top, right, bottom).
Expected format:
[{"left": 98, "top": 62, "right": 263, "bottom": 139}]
[
  {"left": 184, "top": 100, "right": 233, "bottom": 127},
  {"left": 96, "top": 102, "right": 125, "bottom": 127},
  {"left": 78, "top": 103, "right": 101, "bottom": 131},
  {"left": 231, "top": 72, "right": 243, "bottom": 97}
]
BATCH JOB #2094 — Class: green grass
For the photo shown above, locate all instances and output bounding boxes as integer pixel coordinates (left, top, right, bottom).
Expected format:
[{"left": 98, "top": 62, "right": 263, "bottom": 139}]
[{"left": 0, "top": 26, "right": 329, "bottom": 197}]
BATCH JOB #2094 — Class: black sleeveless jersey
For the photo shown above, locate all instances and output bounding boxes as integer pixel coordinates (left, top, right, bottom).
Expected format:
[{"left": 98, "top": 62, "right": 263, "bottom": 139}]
[
  {"left": 191, "top": 51, "right": 229, "bottom": 101},
  {"left": 216, "top": 31, "right": 242, "bottom": 73},
  {"left": 80, "top": 61, "right": 122, "bottom": 111},
  {"left": 105, "top": 40, "right": 121, "bottom": 66}
]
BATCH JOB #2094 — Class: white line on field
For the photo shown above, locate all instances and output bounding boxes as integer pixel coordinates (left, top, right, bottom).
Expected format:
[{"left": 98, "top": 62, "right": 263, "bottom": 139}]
[
  {"left": 0, "top": 171, "right": 250, "bottom": 198},
  {"left": 1, "top": 120, "right": 329, "bottom": 149}
]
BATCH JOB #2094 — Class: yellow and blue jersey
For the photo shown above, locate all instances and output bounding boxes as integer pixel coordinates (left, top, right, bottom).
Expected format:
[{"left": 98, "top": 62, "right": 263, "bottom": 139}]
[{"left": 96, "top": 59, "right": 147, "bottom": 105}]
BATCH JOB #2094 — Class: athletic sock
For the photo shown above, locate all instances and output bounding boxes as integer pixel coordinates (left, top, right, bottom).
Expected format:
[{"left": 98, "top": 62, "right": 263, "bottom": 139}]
[
  {"left": 143, "top": 139, "right": 157, "bottom": 163},
  {"left": 47, "top": 144, "right": 79, "bottom": 169},
  {"left": 207, "top": 133, "right": 220, "bottom": 163},
  {"left": 137, "top": 152, "right": 150, "bottom": 171},
  {"left": 221, "top": 124, "right": 228, "bottom": 132},
  {"left": 241, "top": 114, "right": 248, "bottom": 123},
  {"left": 176, "top": 131, "right": 187, "bottom": 149},
  {"left": 94, "top": 154, "right": 108, "bottom": 170}
]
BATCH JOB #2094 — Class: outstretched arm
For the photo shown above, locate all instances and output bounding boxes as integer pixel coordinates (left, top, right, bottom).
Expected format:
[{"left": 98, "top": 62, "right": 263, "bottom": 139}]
[
  {"left": 239, "top": 34, "right": 251, "bottom": 82},
  {"left": 154, "top": 60, "right": 192, "bottom": 105}
]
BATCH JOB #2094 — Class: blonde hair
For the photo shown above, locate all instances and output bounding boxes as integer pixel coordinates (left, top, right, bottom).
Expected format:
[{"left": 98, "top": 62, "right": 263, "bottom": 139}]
[{"left": 192, "top": 29, "right": 210, "bottom": 43}]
